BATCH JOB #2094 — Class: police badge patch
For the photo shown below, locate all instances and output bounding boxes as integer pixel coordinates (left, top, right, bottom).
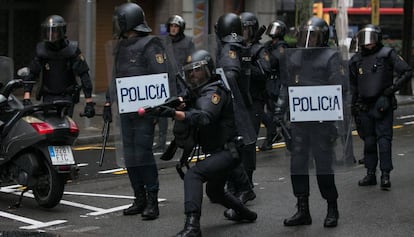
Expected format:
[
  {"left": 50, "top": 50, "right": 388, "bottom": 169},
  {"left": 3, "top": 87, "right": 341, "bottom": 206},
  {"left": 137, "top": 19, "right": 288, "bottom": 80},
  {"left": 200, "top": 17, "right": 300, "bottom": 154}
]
[
  {"left": 211, "top": 93, "right": 220, "bottom": 104},
  {"left": 155, "top": 54, "right": 164, "bottom": 64},
  {"left": 228, "top": 50, "right": 237, "bottom": 59}
]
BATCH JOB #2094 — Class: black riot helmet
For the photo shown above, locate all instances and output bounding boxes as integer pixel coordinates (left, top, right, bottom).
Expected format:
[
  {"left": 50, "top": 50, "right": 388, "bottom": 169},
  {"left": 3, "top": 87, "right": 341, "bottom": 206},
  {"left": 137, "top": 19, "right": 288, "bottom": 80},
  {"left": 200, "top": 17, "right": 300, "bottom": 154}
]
[
  {"left": 183, "top": 49, "right": 215, "bottom": 90},
  {"left": 240, "top": 12, "right": 259, "bottom": 43},
  {"left": 41, "top": 15, "right": 66, "bottom": 43},
  {"left": 356, "top": 24, "right": 382, "bottom": 47},
  {"left": 112, "top": 2, "right": 152, "bottom": 38},
  {"left": 166, "top": 15, "right": 186, "bottom": 34},
  {"left": 266, "top": 20, "right": 287, "bottom": 39},
  {"left": 215, "top": 13, "right": 244, "bottom": 43},
  {"left": 297, "top": 17, "right": 330, "bottom": 48}
]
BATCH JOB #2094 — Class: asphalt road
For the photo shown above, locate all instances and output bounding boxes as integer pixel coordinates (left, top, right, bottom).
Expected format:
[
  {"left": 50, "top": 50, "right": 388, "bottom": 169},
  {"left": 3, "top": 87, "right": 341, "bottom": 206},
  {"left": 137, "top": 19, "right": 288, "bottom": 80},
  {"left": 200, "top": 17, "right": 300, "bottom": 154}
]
[{"left": 1, "top": 105, "right": 414, "bottom": 236}]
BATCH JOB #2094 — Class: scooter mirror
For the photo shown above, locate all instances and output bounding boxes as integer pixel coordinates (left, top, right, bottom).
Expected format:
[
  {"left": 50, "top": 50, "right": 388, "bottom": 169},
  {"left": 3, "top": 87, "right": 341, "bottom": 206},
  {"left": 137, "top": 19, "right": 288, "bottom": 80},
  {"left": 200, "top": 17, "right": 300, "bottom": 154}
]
[{"left": 17, "top": 67, "right": 30, "bottom": 77}]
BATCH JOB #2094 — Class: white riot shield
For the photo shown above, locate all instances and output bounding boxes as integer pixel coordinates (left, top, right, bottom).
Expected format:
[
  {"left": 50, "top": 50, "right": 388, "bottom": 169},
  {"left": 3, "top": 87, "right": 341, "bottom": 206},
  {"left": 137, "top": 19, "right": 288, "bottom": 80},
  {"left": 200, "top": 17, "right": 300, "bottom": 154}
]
[
  {"left": 105, "top": 40, "right": 171, "bottom": 167},
  {"left": 279, "top": 47, "right": 353, "bottom": 175}
]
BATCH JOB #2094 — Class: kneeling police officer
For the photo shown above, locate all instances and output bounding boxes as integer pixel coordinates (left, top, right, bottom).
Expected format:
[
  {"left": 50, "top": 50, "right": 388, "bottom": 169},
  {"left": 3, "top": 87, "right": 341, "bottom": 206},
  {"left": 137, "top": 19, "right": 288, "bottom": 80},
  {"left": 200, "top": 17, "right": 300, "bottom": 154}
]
[{"left": 151, "top": 50, "right": 257, "bottom": 237}]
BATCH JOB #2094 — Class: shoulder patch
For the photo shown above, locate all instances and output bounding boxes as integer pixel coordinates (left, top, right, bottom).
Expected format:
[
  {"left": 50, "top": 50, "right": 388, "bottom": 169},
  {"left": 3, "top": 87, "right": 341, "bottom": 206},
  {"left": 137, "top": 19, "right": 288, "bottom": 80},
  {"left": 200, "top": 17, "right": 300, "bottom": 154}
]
[
  {"left": 79, "top": 54, "right": 85, "bottom": 61},
  {"left": 228, "top": 50, "right": 237, "bottom": 59},
  {"left": 155, "top": 54, "right": 165, "bottom": 64},
  {"left": 211, "top": 93, "right": 221, "bottom": 105}
]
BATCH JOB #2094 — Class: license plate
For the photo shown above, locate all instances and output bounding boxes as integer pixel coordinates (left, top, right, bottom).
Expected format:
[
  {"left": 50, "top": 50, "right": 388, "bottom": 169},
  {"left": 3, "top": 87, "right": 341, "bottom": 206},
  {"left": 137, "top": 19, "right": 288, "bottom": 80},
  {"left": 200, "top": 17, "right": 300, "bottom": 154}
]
[{"left": 48, "top": 146, "right": 75, "bottom": 165}]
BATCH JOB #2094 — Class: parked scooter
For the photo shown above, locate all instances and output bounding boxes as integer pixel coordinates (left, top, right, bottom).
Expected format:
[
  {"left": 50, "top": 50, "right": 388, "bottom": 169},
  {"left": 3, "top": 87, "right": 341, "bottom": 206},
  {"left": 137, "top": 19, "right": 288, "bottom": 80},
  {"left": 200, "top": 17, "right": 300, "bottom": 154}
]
[{"left": 0, "top": 56, "right": 79, "bottom": 208}]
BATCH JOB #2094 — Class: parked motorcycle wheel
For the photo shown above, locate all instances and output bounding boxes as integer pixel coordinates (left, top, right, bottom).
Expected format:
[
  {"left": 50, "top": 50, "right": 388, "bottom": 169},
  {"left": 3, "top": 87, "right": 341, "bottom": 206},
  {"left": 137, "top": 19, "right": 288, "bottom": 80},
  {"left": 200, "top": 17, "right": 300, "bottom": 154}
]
[{"left": 32, "top": 157, "right": 65, "bottom": 208}]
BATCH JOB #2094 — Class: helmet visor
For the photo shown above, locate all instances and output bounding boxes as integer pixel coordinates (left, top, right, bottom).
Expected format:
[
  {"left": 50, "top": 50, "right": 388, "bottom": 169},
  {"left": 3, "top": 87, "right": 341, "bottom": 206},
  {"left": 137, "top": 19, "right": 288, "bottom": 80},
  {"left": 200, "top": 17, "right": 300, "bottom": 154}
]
[
  {"left": 266, "top": 24, "right": 283, "bottom": 38},
  {"left": 41, "top": 25, "right": 65, "bottom": 42},
  {"left": 183, "top": 60, "right": 210, "bottom": 89},
  {"left": 297, "top": 27, "right": 324, "bottom": 48},
  {"left": 357, "top": 29, "right": 378, "bottom": 47}
]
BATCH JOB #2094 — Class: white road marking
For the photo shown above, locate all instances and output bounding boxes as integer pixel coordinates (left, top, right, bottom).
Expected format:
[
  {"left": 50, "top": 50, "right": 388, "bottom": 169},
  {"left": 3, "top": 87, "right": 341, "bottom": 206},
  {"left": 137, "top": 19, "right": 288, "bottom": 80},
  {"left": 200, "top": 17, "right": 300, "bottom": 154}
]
[
  {"left": 397, "top": 114, "right": 414, "bottom": 120},
  {"left": 98, "top": 168, "right": 125, "bottom": 174},
  {"left": 64, "top": 191, "right": 134, "bottom": 199},
  {"left": 0, "top": 211, "right": 67, "bottom": 230},
  {"left": 86, "top": 204, "right": 131, "bottom": 216}
]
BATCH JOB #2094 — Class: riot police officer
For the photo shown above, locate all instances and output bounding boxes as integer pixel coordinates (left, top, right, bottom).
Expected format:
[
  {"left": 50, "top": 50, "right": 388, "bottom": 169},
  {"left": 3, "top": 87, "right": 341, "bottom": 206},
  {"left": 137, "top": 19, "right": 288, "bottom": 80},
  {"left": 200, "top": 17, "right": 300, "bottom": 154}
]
[
  {"left": 260, "top": 20, "right": 289, "bottom": 150},
  {"left": 276, "top": 17, "right": 343, "bottom": 228},
  {"left": 23, "top": 15, "right": 95, "bottom": 118},
  {"left": 103, "top": 2, "right": 168, "bottom": 220},
  {"left": 349, "top": 24, "right": 412, "bottom": 189},
  {"left": 164, "top": 15, "right": 195, "bottom": 79},
  {"left": 240, "top": 12, "right": 271, "bottom": 137},
  {"left": 153, "top": 15, "right": 196, "bottom": 153},
  {"left": 215, "top": 13, "right": 257, "bottom": 204},
  {"left": 149, "top": 49, "right": 257, "bottom": 237}
]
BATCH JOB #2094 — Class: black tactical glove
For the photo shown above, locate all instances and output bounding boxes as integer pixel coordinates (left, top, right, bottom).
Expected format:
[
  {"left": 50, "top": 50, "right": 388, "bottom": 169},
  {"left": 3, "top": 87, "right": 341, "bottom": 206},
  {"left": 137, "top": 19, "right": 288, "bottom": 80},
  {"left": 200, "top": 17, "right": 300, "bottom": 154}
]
[
  {"left": 154, "top": 106, "right": 176, "bottom": 118},
  {"left": 383, "top": 85, "right": 397, "bottom": 96},
  {"left": 23, "top": 99, "right": 32, "bottom": 106},
  {"left": 83, "top": 102, "right": 96, "bottom": 118},
  {"left": 103, "top": 105, "right": 112, "bottom": 123}
]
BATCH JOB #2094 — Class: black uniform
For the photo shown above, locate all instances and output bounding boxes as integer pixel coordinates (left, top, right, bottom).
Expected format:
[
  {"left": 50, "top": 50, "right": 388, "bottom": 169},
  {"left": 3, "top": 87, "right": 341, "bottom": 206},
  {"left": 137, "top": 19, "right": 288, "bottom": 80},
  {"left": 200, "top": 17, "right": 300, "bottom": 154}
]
[
  {"left": 261, "top": 40, "right": 288, "bottom": 146},
  {"left": 349, "top": 45, "right": 412, "bottom": 174},
  {"left": 106, "top": 34, "right": 168, "bottom": 219},
  {"left": 281, "top": 48, "right": 342, "bottom": 201},
  {"left": 181, "top": 79, "right": 256, "bottom": 216},
  {"left": 216, "top": 41, "right": 257, "bottom": 193},
  {"left": 24, "top": 40, "right": 93, "bottom": 116},
  {"left": 249, "top": 42, "right": 271, "bottom": 134}
]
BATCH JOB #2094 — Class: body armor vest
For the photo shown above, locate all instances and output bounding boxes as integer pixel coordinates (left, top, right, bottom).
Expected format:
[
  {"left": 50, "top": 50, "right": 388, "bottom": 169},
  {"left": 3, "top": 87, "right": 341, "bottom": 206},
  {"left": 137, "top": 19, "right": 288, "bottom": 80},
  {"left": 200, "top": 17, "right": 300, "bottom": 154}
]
[
  {"left": 115, "top": 36, "right": 159, "bottom": 77},
  {"left": 354, "top": 47, "right": 393, "bottom": 99},
  {"left": 238, "top": 44, "right": 253, "bottom": 106},
  {"left": 36, "top": 41, "right": 78, "bottom": 94}
]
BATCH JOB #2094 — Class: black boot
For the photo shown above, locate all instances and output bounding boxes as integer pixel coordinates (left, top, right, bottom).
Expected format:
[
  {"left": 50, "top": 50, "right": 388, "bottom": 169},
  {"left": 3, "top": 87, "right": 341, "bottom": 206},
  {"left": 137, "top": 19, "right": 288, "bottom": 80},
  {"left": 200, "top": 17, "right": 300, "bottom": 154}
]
[
  {"left": 324, "top": 200, "right": 339, "bottom": 227},
  {"left": 175, "top": 213, "right": 201, "bottom": 237},
  {"left": 236, "top": 189, "right": 256, "bottom": 204},
  {"left": 259, "top": 138, "right": 273, "bottom": 151},
  {"left": 283, "top": 196, "right": 312, "bottom": 226},
  {"left": 223, "top": 207, "right": 257, "bottom": 222},
  {"left": 358, "top": 170, "right": 377, "bottom": 186},
  {"left": 141, "top": 191, "right": 159, "bottom": 220},
  {"left": 380, "top": 171, "right": 391, "bottom": 189},
  {"left": 123, "top": 187, "right": 146, "bottom": 215},
  {"left": 223, "top": 192, "right": 257, "bottom": 222}
]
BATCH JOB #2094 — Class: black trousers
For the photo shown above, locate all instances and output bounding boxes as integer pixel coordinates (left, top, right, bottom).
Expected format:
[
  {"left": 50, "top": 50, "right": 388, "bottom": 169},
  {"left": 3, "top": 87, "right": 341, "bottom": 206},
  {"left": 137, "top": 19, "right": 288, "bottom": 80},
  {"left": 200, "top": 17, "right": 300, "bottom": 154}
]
[
  {"left": 183, "top": 150, "right": 243, "bottom": 214},
  {"left": 127, "top": 165, "right": 159, "bottom": 192},
  {"left": 289, "top": 122, "right": 338, "bottom": 201},
  {"left": 291, "top": 175, "right": 338, "bottom": 201},
  {"left": 355, "top": 106, "right": 394, "bottom": 172}
]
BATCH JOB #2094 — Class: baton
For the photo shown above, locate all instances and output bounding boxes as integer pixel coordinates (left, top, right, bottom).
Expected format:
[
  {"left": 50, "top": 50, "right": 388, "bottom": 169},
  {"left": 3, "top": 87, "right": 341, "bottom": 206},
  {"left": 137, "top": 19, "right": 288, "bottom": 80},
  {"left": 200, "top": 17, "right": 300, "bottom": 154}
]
[{"left": 99, "top": 121, "right": 110, "bottom": 167}]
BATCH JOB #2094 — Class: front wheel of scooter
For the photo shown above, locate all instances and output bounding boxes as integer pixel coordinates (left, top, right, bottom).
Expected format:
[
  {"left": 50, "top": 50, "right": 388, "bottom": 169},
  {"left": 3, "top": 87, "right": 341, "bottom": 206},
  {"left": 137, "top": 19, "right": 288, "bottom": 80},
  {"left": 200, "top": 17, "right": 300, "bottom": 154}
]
[{"left": 33, "top": 158, "right": 65, "bottom": 208}]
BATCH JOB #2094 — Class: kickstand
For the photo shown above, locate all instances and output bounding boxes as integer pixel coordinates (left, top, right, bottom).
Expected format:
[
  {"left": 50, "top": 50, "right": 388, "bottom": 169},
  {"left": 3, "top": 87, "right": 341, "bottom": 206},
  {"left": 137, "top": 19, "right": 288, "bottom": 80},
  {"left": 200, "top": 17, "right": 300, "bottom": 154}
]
[{"left": 10, "top": 187, "right": 28, "bottom": 209}]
